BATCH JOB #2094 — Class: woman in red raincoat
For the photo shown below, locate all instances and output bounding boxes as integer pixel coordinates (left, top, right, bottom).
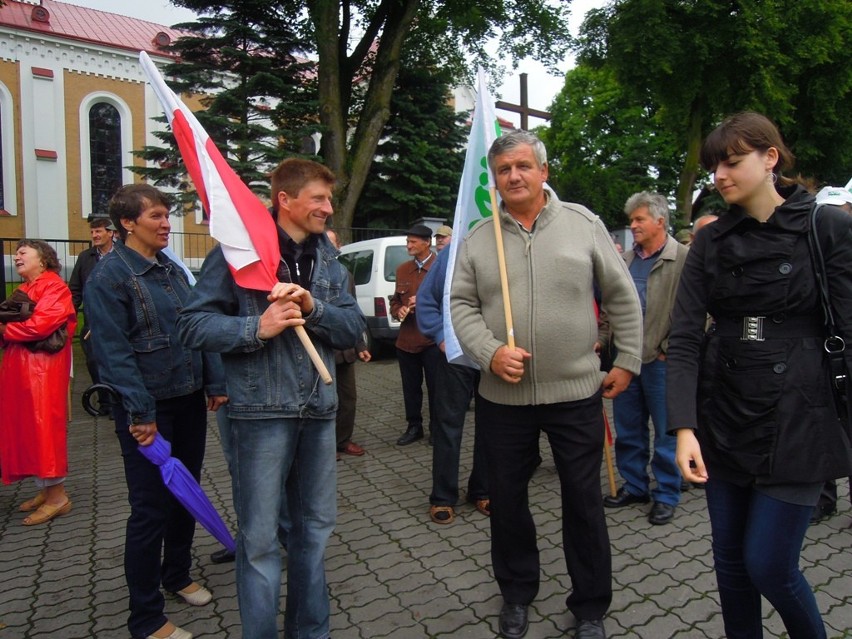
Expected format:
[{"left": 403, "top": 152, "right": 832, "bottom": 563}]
[{"left": 0, "top": 239, "right": 77, "bottom": 525}]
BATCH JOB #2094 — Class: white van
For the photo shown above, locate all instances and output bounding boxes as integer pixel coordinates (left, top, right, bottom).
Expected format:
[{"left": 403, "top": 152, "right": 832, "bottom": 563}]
[{"left": 337, "top": 236, "right": 410, "bottom": 352}]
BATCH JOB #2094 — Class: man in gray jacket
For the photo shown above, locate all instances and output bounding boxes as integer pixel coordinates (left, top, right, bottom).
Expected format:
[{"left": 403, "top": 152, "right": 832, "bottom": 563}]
[
  {"left": 451, "top": 130, "right": 643, "bottom": 639},
  {"left": 602, "top": 192, "right": 689, "bottom": 525}
]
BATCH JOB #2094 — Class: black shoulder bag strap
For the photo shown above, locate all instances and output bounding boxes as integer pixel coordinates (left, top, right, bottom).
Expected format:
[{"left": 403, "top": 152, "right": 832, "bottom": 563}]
[{"left": 806, "top": 203, "right": 849, "bottom": 411}]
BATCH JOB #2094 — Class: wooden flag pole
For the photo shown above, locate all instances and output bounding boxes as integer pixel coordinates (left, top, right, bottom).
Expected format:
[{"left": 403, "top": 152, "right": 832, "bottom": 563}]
[
  {"left": 489, "top": 187, "right": 515, "bottom": 349},
  {"left": 294, "top": 325, "right": 333, "bottom": 385},
  {"left": 602, "top": 409, "right": 617, "bottom": 497}
]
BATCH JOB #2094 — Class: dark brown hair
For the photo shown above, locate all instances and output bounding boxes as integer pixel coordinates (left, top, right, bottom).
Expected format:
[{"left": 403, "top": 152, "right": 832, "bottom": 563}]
[
  {"left": 700, "top": 112, "right": 796, "bottom": 186},
  {"left": 108, "top": 184, "right": 173, "bottom": 240},
  {"left": 16, "top": 239, "right": 61, "bottom": 273},
  {"left": 270, "top": 159, "right": 335, "bottom": 212}
]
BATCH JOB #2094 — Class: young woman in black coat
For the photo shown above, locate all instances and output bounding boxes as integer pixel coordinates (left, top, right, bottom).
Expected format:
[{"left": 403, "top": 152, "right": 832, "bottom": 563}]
[{"left": 666, "top": 111, "right": 852, "bottom": 639}]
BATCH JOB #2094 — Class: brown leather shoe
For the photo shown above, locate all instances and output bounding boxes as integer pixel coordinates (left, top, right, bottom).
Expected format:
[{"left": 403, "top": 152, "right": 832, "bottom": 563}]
[
  {"left": 430, "top": 505, "right": 455, "bottom": 524},
  {"left": 337, "top": 441, "right": 365, "bottom": 456}
]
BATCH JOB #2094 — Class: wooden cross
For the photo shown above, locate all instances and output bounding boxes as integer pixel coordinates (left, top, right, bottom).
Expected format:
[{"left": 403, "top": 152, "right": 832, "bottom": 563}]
[{"left": 495, "top": 73, "right": 552, "bottom": 130}]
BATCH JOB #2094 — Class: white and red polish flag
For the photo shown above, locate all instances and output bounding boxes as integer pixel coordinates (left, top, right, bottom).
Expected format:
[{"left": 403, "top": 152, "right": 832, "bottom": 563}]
[{"left": 139, "top": 51, "right": 279, "bottom": 291}]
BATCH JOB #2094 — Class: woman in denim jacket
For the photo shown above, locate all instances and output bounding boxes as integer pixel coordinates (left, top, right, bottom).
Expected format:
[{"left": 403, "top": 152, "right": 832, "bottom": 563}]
[{"left": 84, "top": 184, "right": 227, "bottom": 639}]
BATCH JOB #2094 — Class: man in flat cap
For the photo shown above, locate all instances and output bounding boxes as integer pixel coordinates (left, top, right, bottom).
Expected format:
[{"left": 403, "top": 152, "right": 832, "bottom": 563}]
[{"left": 390, "top": 224, "right": 440, "bottom": 446}]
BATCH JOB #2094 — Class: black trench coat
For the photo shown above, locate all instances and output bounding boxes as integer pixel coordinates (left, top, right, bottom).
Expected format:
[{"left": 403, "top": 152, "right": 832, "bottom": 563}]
[{"left": 667, "top": 185, "right": 852, "bottom": 485}]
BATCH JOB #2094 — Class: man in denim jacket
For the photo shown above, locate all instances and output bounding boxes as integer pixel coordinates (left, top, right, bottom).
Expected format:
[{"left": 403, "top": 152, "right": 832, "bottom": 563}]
[{"left": 177, "top": 159, "right": 366, "bottom": 639}]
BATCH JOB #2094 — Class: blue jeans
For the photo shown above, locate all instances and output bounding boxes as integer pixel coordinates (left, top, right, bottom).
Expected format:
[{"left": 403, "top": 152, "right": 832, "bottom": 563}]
[
  {"left": 218, "top": 410, "right": 290, "bottom": 545},
  {"left": 231, "top": 416, "right": 336, "bottom": 639},
  {"left": 612, "top": 358, "right": 680, "bottom": 505},
  {"left": 430, "top": 361, "right": 487, "bottom": 505},
  {"left": 115, "top": 391, "right": 207, "bottom": 639},
  {"left": 705, "top": 478, "right": 826, "bottom": 639}
]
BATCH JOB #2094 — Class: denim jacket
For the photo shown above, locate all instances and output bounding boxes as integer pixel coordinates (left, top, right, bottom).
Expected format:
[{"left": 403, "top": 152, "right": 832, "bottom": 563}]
[
  {"left": 84, "top": 240, "right": 226, "bottom": 423},
  {"left": 176, "top": 239, "right": 366, "bottom": 419}
]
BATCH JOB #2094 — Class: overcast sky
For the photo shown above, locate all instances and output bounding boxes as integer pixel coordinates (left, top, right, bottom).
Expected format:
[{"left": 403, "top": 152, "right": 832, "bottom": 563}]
[{"left": 58, "top": 0, "right": 606, "bottom": 128}]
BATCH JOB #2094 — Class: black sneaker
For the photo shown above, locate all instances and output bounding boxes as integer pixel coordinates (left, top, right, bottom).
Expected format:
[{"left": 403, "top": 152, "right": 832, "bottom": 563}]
[{"left": 210, "top": 548, "right": 236, "bottom": 564}]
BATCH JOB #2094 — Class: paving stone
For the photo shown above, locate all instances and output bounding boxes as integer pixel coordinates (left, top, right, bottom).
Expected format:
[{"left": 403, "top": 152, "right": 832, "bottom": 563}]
[{"left": 0, "top": 351, "right": 849, "bottom": 638}]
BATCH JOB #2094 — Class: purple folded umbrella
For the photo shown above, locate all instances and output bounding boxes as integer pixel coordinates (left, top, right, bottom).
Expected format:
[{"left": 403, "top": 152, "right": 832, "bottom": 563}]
[{"left": 138, "top": 432, "right": 236, "bottom": 553}]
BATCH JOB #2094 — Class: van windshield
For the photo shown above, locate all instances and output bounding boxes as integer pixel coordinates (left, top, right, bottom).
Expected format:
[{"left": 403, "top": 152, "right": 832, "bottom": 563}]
[{"left": 385, "top": 246, "right": 410, "bottom": 282}]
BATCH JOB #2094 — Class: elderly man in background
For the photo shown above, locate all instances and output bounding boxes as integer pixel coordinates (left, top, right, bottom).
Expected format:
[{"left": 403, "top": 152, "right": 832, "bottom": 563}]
[
  {"left": 602, "top": 192, "right": 689, "bottom": 526},
  {"left": 434, "top": 225, "right": 453, "bottom": 252},
  {"left": 390, "top": 224, "right": 440, "bottom": 446},
  {"left": 69, "top": 214, "right": 116, "bottom": 414}
]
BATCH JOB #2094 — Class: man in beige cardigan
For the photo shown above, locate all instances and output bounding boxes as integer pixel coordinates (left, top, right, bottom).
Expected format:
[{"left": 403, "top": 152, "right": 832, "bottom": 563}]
[{"left": 451, "top": 130, "right": 643, "bottom": 639}]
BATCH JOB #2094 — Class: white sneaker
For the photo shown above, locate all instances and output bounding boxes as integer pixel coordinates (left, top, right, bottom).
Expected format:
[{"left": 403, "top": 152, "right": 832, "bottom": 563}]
[
  {"left": 172, "top": 583, "right": 213, "bottom": 606},
  {"left": 145, "top": 623, "right": 193, "bottom": 639}
]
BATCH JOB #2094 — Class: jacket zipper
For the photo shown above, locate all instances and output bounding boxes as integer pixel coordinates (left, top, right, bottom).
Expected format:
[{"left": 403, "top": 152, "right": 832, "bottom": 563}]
[{"left": 131, "top": 277, "right": 153, "bottom": 334}]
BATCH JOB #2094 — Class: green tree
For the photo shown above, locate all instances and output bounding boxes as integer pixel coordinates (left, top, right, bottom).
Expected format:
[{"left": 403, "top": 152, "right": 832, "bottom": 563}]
[
  {"left": 205, "top": 0, "right": 575, "bottom": 231},
  {"left": 542, "top": 62, "right": 680, "bottom": 229},
  {"left": 133, "top": 0, "right": 319, "bottom": 212},
  {"left": 354, "top": 40, "right": 467, "bottom": 232},
  {"left": 579, "top": 0, "right": 852, "bottom": 221}
]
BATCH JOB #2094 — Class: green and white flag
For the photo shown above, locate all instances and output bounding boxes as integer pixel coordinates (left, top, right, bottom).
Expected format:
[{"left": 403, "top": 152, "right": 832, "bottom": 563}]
[{"left": 443, "top": 68, "right": 502, "bottom": 365}]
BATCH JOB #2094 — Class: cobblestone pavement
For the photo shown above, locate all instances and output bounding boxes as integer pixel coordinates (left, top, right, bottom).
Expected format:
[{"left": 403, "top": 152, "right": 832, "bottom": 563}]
[{"left": 1, "top": 350, "right": 850, "bottom": 638}]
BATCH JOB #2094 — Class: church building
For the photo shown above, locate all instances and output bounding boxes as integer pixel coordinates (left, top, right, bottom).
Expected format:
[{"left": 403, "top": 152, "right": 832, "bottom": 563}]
[{"left": 0, "top": 0, "right": 209, "bottom": 249}]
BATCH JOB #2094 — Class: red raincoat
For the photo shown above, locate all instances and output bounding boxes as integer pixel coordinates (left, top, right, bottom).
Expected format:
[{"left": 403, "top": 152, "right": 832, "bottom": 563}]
[{"left": 0, "top": 271, "right": 76, "bottom": 483}]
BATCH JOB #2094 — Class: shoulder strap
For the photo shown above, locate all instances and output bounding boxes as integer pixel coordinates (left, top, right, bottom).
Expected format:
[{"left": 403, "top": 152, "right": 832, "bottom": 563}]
[
  {"left": 807, "top": 203, "right": 837, "bottom": 331},
  {"left": 807, "top": 203, "right": 847, "bottom": 392}
]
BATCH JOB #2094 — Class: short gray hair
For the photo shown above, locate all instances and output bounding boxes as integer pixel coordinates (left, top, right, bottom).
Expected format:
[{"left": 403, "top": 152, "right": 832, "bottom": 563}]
[
  {"left": 487, "top": 130, "right": 547, "bottom": 174},
  {"left": 624, "top": 191, "right": 670, "bottom": 226}
]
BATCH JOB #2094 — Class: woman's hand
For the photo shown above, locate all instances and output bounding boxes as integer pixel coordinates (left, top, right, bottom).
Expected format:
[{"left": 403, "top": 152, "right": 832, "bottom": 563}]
[
  {"left": 129, "top": 422, "right": 158, "bottom": 447},
  {"left": 207, "top": 395, "right": 229, "bottom": 412},
  {"left": 676, "top": 429, "right": 708, "bottom": 483}
]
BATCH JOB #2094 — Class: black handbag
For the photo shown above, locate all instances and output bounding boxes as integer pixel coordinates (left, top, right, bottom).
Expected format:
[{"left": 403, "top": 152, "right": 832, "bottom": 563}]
[
  {"left": 807, "top": 203, "right": 850, "bottom": 426},
  {"left": 0, "top": 288, "right": 68, "bottom": 354}
]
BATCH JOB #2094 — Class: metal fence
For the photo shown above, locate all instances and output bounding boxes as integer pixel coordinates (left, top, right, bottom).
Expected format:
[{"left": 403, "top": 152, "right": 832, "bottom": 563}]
[{"left": 0, "top": 227, "right": 406, "bottom": 297}]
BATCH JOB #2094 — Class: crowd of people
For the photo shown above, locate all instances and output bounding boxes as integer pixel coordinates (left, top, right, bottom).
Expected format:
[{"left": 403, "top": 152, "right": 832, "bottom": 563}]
[{"left": 0, "top": 113, "right": 849, "bottom": 639}]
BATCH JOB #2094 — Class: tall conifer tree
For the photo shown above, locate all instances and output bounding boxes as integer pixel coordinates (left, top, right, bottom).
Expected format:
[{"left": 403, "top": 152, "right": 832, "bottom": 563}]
[
  {"left": 354, "top": 42, "right": 466, "bottom": 231},
  {"left": 132, "top": 0, "right": 319, "bottom": 213}
]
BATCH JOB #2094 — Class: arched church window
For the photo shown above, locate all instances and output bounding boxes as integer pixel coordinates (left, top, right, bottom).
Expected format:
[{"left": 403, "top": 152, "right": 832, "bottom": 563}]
[{"left": 89, "top": 102, "right": 122, "bottom": 217}]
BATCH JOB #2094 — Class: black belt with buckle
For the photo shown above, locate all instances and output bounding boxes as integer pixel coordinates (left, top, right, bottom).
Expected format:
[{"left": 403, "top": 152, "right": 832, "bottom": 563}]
[{"left": 710, "top": 315, "right": 825, "bottom": 341}]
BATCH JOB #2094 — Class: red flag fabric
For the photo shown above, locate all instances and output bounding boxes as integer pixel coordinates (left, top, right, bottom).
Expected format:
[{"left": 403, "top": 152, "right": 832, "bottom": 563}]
[{"left": 140, "top": 52, "right": 279, "bottom": 291}]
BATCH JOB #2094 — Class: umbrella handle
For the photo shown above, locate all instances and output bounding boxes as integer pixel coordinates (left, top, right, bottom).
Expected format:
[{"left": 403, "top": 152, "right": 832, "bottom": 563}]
[{"left": 81, "top": 383, "right": 121, "bottom": 417}]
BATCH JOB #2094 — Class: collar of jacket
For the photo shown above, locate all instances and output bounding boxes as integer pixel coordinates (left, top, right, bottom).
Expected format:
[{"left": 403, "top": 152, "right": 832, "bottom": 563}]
[
  {"left": 112, "top": 239, "right": 169, "bottom": 276},
  {"left": 497, "top": 189, "right": 557, "bottom": 233},
  {"left": 710, "top": 184, "right": 813, "bottom": 239},
  {"left": 625, "top": 234, "right": 681, "bottom": 264}
]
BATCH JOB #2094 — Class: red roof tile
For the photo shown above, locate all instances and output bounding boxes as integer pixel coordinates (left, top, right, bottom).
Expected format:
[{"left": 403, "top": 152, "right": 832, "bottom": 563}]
[{"left": 0, "top": 0, "right": 186, "bottom": 57}]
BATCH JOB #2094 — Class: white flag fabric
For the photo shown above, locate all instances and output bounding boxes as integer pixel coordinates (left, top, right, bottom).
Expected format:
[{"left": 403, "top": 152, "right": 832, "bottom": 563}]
[
  {"left": 442, "top": 68, "right": 502, "bottom": 365},
  {"left": 162, "top": 246, "right": 197, "bottom": 286},
  {"left": 139, "top": 51, "right": 279, "bottom": 291}
]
